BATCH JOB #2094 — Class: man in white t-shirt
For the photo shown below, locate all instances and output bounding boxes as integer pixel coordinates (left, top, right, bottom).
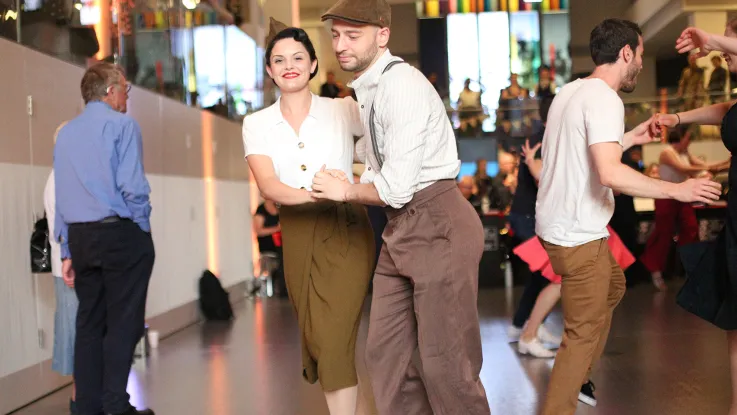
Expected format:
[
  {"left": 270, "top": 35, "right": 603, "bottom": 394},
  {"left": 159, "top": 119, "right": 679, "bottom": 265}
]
[{"left": 536, "top": 18, "right": 722, "bottom": 415}]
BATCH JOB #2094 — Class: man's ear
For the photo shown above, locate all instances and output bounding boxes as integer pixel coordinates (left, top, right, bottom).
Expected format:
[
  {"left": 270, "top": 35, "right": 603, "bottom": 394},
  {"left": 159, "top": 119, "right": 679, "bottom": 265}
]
[
  {"left": 621, "top": 44, "right": 633, "bottom": 63},
  {"left": 377, "top": 27, "right": 391, "bottom": 48}
]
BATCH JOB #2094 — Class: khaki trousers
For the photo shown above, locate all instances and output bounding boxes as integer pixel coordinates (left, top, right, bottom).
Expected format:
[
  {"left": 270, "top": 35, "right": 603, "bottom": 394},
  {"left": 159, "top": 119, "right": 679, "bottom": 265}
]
[
  {"left": 366, "top": 180, "right": 490, "bottom": 415},
  {"left": 541, "top": 238, "right": 626, "bottom": 415},
  {"left": 279, "top": 202, "right": 374, "bottom": 391}
]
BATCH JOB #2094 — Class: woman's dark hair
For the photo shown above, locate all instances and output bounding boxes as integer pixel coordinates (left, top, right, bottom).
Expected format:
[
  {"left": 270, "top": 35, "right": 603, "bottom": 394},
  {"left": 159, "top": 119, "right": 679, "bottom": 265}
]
[
  {"left": 589, "top": 18, "right": 642, "bottom": 66},
  {"left": 667, "top": 126, "right": 690, "bottom": 144},
  {"left": 265, "top": 27, "right": 319, "bottom": 80}
]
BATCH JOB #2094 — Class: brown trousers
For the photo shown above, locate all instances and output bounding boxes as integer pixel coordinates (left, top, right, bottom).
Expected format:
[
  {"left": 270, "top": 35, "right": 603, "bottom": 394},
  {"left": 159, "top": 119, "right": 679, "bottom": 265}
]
[
  {"left": 366, "top": 180, "right": 490, "bottom": 415},
  {"left": 541, "top": 238, "right": 627, "bottom": 415}
]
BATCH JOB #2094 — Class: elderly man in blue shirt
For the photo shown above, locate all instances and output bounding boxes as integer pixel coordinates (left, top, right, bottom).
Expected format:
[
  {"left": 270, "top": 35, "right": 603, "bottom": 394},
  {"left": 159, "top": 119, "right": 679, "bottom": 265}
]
[{"left": 54, "top": 62, "right": 155, "bottom": 415}]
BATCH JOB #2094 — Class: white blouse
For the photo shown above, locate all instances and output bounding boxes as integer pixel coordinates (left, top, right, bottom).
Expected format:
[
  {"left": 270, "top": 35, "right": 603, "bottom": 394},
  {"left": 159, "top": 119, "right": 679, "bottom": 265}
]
[
  {"left": 43, "top": 170, "right": 63, "bottom": 277},
  {"left": 242, "top": 94, "right": 363, "bottom": 191}
]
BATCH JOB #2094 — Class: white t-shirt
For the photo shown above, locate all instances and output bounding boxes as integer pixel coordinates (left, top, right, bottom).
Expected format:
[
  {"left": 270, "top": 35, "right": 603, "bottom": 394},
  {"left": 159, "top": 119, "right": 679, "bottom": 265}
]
[
  {"left": 535, "top": 78, "right": 625, "bottom": 247},
  {"left": 43, "top": 170, "right": 63, "bottom": 277},
  {"left": 242, "top": 94, "right": 361, "bottom": 190}
]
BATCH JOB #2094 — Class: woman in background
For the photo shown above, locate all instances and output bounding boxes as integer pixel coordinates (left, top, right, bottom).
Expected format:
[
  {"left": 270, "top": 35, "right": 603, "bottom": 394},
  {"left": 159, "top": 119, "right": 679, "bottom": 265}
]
[
  {"left": 241, "top": 18, "right": 374, "bottom": 415},
  {"left": 45, "top": 121, "right": 80, "bottom": 415},
  {"left": 252, "top": 199, "right": 286, "bottom": 297}
]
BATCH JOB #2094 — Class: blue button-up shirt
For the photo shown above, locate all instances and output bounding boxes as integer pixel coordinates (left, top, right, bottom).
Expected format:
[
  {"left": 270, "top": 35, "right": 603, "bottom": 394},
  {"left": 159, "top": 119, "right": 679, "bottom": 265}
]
[{"left": 53, "top": 101, "right": 152, "bottom": 259}]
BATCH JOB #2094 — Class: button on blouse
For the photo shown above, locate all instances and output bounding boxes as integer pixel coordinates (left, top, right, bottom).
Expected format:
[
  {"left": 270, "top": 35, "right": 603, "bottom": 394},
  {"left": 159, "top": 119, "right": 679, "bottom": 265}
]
[{"left": 242, "top": 94, "right": 364, "bottom": 191}]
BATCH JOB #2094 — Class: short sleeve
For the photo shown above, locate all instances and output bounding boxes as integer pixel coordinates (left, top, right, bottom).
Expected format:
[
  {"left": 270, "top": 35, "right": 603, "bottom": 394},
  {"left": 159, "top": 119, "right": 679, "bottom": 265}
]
[
  {"left": 584, "top": 88, "right": 625, "bottom": 147},
  {"left": 242, "top": 116, "right": 270, "bottom": 158},
  {"left": 338, "top": 96, "right": 364, "bottom": 137},
  {"left": 255, "top": 204, "right": 266, "bottom": 217}
]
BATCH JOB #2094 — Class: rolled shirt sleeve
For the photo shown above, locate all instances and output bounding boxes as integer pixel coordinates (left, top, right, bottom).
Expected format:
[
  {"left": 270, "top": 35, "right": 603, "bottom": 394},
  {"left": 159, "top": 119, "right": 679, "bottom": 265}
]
[{"left": 372, "top": 72, "right": 431, "bottom": 209}]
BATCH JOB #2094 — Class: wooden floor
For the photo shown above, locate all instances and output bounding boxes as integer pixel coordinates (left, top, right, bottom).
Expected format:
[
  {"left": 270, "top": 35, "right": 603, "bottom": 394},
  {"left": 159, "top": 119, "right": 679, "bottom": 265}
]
[{"left": 13, "top": 284, "right": 733, "bottom": 415}]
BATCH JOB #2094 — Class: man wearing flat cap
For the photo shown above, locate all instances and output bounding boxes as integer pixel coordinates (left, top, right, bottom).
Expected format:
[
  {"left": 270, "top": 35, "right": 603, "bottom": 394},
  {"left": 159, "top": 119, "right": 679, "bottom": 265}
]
[{"left": 310, "top": 0, "right": 491, "bottom": 413}]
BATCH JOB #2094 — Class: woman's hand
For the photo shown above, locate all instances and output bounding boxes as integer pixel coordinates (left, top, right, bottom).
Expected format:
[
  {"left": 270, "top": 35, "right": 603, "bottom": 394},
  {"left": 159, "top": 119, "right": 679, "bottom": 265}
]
[
  {"left": 676, "top": 27, "right": 716, "bottom": 57},
  {"left": 521, "top": 139, "right": 541, "bottom": 165},
  {"left": 322, "top": 168, "right": 350, "bottom": 182}
]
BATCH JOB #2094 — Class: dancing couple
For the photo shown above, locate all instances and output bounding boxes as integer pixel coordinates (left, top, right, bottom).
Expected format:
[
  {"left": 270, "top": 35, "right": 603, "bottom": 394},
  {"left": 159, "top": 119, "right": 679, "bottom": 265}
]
[{"left": 241, "top": 0, "right": 490, "bottom": 414}]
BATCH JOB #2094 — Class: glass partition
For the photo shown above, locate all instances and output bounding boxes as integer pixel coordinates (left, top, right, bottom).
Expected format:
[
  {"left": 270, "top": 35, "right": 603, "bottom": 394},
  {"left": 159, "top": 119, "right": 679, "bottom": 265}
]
[
  {"left": 450, "top": 89, "right": 737, "bottom": 143},
  {"left": 2, "top": 0, "right": 264, "bottom": 122},
  {"left": 440, "top": 1, "right": 571, "bottom": 134}
]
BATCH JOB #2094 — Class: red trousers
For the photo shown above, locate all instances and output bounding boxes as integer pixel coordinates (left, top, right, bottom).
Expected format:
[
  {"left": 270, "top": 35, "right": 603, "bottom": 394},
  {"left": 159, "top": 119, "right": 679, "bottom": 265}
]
[{"left": 640, "top": 199, "right": 699, "bottom": 273}]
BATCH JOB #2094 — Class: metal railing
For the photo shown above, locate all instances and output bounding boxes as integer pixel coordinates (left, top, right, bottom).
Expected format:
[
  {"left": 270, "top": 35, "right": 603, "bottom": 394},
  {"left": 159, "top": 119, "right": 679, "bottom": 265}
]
[{"left": 449, "top": 88, "right": 737, "bottom": 141}]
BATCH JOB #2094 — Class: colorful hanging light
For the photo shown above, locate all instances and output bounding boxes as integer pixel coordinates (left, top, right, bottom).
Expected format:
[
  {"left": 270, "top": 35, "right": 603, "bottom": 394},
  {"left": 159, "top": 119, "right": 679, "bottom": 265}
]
[{"left": 416, "top": 0, "right": 565, "bottom": 17}]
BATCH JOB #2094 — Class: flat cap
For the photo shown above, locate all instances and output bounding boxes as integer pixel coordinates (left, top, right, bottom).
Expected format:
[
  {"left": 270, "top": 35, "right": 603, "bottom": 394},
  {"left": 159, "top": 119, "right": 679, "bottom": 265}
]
[
  {"left": 265, "top": 17, "right": 289, "bottom": 48},
  {"left": 321, "top": 0, "right": 391, "bottom": 28}
]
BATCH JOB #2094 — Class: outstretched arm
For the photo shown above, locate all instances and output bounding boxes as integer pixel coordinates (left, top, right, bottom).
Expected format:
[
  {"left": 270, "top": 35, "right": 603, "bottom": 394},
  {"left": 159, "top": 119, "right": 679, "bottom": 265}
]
[
  {"left": 677, "top": 27, "right": 737, "bottom": 57},
  {"left": 591, "top": 142, "right": 721, "bottom": 203},
  {"left": 660, "top": 148, "right": 710, "bottom": 175},
  {"left": 654, "top": 101, "right": 734, "bottom": 127},
  {"left": 622, "top": 115, "right": 661, "bottom": 151}
]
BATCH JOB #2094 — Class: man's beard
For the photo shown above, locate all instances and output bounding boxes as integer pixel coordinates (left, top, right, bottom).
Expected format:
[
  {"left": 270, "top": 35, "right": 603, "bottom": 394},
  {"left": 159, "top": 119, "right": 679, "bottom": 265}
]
[
  {"left": 620, "top": 64, "right": 641, "bottom": 93},
  {"left": 337, "top": 43, "right": 379, "bottom": 73}
]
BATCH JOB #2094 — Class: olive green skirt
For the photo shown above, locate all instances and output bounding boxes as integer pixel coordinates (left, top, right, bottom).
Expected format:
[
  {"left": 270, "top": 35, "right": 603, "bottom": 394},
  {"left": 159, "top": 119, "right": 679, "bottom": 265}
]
[{"left": 279, "top": 201, "right": 375, "bottom": 392}]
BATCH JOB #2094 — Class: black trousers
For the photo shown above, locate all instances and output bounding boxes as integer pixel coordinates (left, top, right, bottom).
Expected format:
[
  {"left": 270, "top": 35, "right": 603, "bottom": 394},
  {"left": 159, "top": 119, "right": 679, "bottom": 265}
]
[
  {"left": 69, "top": 219, "right": 155, "bottom": 415},
  {"left": 507, "top": 212, "right": 550, "bottom": 329},
  {"left": 366, "top": 205, "right": 387, "bottom": 271}
]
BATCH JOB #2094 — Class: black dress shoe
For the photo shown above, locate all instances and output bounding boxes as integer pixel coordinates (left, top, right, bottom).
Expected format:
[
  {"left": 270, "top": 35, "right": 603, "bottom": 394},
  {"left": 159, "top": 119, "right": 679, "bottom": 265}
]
[{"left": 109, "top": 407, "right": 154, "bottom": 415}]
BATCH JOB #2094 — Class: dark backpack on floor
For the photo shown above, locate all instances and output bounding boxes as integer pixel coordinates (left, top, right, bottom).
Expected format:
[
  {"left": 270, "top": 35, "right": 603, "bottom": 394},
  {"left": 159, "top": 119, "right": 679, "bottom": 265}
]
[
  {"left": 198, "top": 270, "right": 234, "bottom": 321},
  {"left": 31, "top": 214, "right": 51, "bottom": 273}
]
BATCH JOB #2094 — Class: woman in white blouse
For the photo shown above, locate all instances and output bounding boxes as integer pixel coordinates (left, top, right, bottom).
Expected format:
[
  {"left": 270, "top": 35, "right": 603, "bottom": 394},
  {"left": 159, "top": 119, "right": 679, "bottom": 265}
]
[
  {"left": 242, "top": 18, "right": 374, "bottom": 415},
  {"left": 44, "top": 122, "right": 80, "bottom": 414}
]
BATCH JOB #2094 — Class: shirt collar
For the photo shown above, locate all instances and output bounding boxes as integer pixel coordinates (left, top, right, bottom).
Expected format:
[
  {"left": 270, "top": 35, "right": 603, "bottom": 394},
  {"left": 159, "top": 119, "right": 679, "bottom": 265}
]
[
  {"left": 86, "top": 100, "right": 113, "bottom": 111},
  {"left": 349, "top": 49, "right": 399, "bottom": 92},
  {"left": 271, "top": 93, "right": 321, "bottom": 125}
]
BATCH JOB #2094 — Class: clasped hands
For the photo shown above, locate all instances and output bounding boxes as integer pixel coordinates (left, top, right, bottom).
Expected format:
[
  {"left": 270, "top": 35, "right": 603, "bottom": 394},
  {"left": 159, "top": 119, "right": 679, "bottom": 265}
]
[{"left": 310, "top": 165, "right": 351, "bottom": 202}]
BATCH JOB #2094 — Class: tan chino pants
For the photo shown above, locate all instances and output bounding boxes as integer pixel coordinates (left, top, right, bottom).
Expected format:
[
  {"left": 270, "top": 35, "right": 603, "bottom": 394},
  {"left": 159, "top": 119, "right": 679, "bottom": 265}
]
[{"left": 540, "top": 238, "right": 627, "bottom": 415}]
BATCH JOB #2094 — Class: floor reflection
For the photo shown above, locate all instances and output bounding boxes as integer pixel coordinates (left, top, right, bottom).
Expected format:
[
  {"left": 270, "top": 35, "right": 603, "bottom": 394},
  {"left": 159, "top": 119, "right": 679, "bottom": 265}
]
[{"left": 14, "top": 284, "right": 734, "bottom": 415}]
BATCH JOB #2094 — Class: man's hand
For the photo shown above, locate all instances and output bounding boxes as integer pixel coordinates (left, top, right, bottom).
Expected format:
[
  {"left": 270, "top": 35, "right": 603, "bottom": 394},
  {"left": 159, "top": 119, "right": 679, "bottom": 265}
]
[
  {"left": 312, "top": 166, "right": 350, "bottom": 202},
  {"left": 672, "top": 178, "right": 722, "bottom": 204},
  {"left": 629, "top": 115, "right": 660, "bottom": 146},
  {"left": 676, "top": 27, "right": 715, "bottom": 57},
  {"left": 62, "top": 259, "right": 75, "bottom": 288}
]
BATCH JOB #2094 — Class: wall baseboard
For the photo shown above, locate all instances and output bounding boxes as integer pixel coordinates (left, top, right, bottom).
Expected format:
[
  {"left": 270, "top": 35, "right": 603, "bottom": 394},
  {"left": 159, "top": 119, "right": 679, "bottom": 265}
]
[{"left": 1, "top": 280, "right": 247, "bottom": 414}]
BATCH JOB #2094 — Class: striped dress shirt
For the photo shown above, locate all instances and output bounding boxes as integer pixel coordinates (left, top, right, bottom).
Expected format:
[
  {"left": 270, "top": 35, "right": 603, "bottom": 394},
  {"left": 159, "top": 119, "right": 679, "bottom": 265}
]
[{"left": 351, "top": 50, "right": 460, "bottom": 209}]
